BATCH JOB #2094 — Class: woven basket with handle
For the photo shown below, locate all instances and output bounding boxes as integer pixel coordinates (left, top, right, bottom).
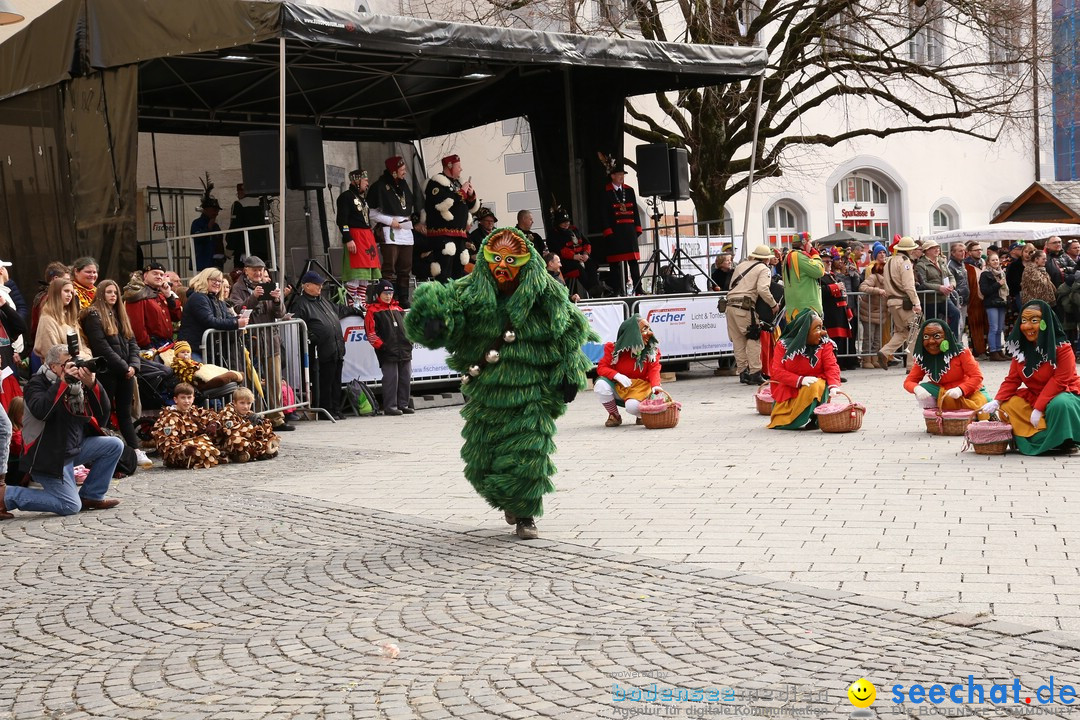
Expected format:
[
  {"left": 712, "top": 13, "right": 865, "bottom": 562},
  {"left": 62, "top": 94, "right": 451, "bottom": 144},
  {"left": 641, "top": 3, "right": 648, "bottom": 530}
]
[
  {"left": 923, "top": 408, "right": 975, "bottom": 436},
  {"left": 639, "top": 389, "right": 682, "bottom": 429},
  {"left": 813, "top": 390, "right": 866, "bottom": 433},
  {"left": 754, "top": 381, "right": 775, "bottom": 416}
]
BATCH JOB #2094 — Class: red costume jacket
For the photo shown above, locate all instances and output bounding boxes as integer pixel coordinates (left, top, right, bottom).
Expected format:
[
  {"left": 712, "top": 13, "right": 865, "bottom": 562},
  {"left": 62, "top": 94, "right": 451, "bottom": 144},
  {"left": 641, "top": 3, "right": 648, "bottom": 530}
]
[
  {"left": 126, "top": 287, "right": 183, "bottom": 349},
  {"left": 995, "top": 344, "right": 1080, "bottom": 412},
  {"left": 596, "top": 342, "right": 662, "bottom": 387},
  {"left": 903, "top": 349, "right": 983, "bottom": 396},
  {"left": 768, "top": 340, "right": 841, "bottom": 403}
]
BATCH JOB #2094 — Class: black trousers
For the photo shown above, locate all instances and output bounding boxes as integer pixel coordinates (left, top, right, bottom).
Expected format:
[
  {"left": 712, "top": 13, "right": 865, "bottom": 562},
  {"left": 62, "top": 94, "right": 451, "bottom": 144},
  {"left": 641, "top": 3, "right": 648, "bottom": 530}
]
[
  {"left": 101, "top": 371, "right": 137, "bottom": 448},
  {"left": 310, "top": 351, "right": 344, "bottom": 414}
]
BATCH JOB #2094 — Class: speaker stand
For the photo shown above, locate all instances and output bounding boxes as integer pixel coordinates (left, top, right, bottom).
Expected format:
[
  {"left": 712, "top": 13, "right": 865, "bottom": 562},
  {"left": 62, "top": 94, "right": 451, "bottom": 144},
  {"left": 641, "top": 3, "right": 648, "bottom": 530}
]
[
  {"left": 666, "top": 198, "right": 711, "bottom": 290},
  {"left": 640, "top": 196, "right": 675, "bottom": 295}
]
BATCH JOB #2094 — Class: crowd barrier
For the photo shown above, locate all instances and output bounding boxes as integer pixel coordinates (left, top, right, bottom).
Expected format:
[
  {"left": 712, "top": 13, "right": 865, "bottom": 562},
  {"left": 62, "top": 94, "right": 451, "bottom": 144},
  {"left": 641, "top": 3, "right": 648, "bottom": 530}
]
[{"left": 201, "top": 318, "right": 314, "bottom": 417}]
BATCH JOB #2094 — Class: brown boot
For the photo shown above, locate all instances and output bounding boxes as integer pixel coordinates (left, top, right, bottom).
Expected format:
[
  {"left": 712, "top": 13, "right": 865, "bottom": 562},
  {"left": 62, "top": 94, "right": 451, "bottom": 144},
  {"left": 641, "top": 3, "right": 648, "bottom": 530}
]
[
  {"left": 861, "top": 357, "right": 876, "bottom": 369},
  {"left": 604, "top": 412, "right": 622, "bottom": 427},
  {"left": 0, "top": 478, "right": 12, "bottom": 520}
]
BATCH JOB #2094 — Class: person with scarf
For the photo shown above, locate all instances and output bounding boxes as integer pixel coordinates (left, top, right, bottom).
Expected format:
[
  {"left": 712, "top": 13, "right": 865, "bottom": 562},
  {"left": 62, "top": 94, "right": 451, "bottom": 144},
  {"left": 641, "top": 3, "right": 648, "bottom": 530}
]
[
  {"left": 858, "top": 242, "right": 889, "bottom": 369},
  {"left": 981, "top": 299, "right": 1080, "bottom": 455},
  {"left": 595, "top": 315, "right": 662, "bottom": 427},
  {"left": 367, "top": 156, "right": 417, "bottom": 305},
  {"left": 781, "top": 232, "right": 824, "bottom": 321},
  {"left": 404, "top": 227, "right": 595, "bottom": 540},
  {"left": 767, "top": 311, "right": 841, "bottom": 430},
  {"left": 818, "top": 249, "right": 855, "bottom": 368},
  {"left": 70, "top": 257, "right": 98, "bottom": 311},
  {"left": 336, "top": 169, "right": 381, "bottom": 307},
  {"left": 903, "top": 318, "right": 989, "bottom": 415}
]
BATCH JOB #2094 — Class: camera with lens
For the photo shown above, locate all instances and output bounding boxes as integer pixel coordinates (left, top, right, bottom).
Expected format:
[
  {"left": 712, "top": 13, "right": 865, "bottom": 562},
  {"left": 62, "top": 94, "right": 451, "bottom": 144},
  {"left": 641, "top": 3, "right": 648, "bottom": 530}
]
[{"left": 65, "top": 331, "right": 108, "bottom": 377}]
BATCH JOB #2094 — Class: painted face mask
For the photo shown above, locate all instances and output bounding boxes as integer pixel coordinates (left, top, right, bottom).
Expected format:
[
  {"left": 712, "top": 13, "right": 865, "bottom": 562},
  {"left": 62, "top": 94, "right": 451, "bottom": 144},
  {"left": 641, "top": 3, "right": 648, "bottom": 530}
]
[
  {"left": 483, "top": 230, "right": 530, "bottom": 292},
  {"left": 1020, "top": 307, "right": 1043, "bottom": 343}
]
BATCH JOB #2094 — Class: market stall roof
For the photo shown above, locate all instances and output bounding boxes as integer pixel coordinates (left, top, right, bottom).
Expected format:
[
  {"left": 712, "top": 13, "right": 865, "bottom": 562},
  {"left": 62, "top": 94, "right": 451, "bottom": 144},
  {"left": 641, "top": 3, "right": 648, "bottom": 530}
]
[
  {"left": 921, "top": 222, "right": 1080, "bottom": 245},
  {"left": 992, "top": 181, "right": 1080, "bottom": 224},
  {"left": 0, "top": 0, "right": 767, "bottom": 141}
]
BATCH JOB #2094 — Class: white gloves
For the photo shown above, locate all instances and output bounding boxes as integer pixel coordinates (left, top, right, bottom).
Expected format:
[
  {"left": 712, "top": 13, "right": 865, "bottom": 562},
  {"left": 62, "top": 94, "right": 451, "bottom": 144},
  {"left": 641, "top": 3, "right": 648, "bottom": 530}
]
[
  {"left": 613, "top": 373, "right": 632, "bottom": 388},
  {"left": 944, "top": 387, "right": 963, "bottom": 399},
  {"left": 800, "top": 376, "right": 819, "bottom": 387},
  {"left": 980, "top": 399, "right": 1000, "bottom": 415},
  {"left": 1030, "top": 408, "right": 1043, "bottom": 426},
  {"left": 913, "top": 386, "right": 933, "bottom": 402}
]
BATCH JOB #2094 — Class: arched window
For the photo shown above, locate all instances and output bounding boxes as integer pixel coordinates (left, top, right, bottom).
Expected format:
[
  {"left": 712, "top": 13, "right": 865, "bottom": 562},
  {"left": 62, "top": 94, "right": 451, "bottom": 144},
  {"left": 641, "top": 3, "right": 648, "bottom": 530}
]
[
  {"left": 992, "top": 202, "right": 1012, "bottom": 221},
  {"left": 765, "top": 200, "right": 807, "bottom": 246},
  {"left": 931, "top": 205, "right": 957, "bottom": 233},
  {"left": 831, "top": 174, "right": 891, "bottom": 238}
]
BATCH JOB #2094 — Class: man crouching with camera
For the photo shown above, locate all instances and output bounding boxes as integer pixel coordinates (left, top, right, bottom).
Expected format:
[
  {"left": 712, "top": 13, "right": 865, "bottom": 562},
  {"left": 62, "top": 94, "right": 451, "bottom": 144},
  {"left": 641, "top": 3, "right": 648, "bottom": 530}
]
[{"left": 0, "top": 339, "right": 123, "bottom": 519}]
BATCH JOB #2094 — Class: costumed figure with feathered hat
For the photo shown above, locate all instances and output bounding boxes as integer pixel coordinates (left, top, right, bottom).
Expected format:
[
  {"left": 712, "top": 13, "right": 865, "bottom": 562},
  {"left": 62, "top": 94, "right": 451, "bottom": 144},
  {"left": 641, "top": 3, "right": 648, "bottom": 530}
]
[
  {"left": 192, "top": 172, "right": 226, "bottom": 271},
  {"left": 598, "top": 153, "right": 643, "bottom": 295}
]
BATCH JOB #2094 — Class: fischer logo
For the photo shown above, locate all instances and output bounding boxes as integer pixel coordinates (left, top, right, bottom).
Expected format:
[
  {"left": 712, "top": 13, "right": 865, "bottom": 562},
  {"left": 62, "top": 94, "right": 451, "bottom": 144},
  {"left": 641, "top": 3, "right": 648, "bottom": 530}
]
[
  {"left": 343, "top": 325, "right": 366, "bottom": 342},
  {"left": 647, "top": 307, "right": 686, "bottom": 324}
]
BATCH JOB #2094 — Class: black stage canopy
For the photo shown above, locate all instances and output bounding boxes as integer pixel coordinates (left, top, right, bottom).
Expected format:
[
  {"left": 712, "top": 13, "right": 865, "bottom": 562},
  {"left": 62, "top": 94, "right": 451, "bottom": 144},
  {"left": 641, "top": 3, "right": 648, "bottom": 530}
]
[{"left": 0, "top": 0, "right": 765, "bottom": 289}]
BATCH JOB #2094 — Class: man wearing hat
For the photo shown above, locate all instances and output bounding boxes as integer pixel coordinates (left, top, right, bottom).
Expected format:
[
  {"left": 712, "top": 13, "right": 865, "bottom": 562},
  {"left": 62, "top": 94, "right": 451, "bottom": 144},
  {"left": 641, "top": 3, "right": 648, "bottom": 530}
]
[
  {"left": 877, "top": 235, "right": 923, "bottom": 368},
  {"left": 124, "top": 261, "right": 184, "bottom": 350},
  {"left": 420, "top": 154, "right": 480, "bottom": 281},
  {"left": 600, "top": 157, "right": 643, "bottom": 295},
  {"left": 288, "top": 271, "right": 363, "bottom": 420},
  {"left": 337, "top": 170, "right": 381, "bottom": 307},
  {"left": 725, "top": 245, "right": 781, "bottom": 384},
  {"left": 191, "top": 196, "right": 225, "bottom": 271},
  {"left": 368, "top": 156, "right": 416, "bottom": 306},
  {"left": 781, "top": 232, "right": 824, "bottom": 321},
  {"left": 468, "top": 207, "right": 497, "bottom": 253}
]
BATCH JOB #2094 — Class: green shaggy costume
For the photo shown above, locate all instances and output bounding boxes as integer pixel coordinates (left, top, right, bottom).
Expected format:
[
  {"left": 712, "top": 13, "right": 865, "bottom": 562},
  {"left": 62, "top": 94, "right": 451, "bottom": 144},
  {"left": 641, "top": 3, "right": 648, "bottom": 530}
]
[{"left": 404, "top": 228, "right": 596, "bottom": 521}]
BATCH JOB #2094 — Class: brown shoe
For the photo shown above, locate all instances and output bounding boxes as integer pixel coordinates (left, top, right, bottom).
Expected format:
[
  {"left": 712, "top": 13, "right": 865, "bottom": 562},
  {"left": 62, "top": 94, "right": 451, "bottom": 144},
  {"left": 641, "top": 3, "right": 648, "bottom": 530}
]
[
  {"left": 503, "top": 509, "right": 517, "bottom": 525},
  {"left": 80, "top": 498, "right": 120, "bottom": 511},
  {"left": 515, "top": 518, "right": 538, "bottom": 540},
  {"left": 0, "top": 480, "right": 12, "bottom": 520},
  {"left": 876, "top": 351, "right": 891, "bottom": 370},
  {"left": 604, "top": 412, "right": 622, "bottom": 427}
]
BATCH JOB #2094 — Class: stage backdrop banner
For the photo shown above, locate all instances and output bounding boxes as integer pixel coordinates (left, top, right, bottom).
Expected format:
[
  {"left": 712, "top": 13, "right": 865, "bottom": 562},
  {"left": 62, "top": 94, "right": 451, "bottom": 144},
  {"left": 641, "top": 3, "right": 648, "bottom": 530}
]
[
  {"left": 576, "top": 301, "right": 628, "bottom": 363},
  {"left": 340, "top": 318, "right": 455, "bottom": 383},
  {"left": 633, "top": 296, "right": 732, "bottom": 357}
]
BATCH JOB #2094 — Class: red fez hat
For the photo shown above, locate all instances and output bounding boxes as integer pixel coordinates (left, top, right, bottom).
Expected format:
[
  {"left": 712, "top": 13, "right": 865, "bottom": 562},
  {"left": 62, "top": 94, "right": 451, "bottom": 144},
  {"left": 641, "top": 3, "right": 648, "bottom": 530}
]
[
  {"left": 385, "top": 156, "right": 405, "bottom": 171},
  {"left": 441, "top": 154, "right": 461, "bottom": 167}
]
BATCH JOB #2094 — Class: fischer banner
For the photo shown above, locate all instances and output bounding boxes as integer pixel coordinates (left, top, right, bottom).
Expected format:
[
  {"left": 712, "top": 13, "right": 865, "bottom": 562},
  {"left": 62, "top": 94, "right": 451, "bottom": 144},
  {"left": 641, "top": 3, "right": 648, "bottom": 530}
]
[
  {"left": 633, "top": 296, "right": 731, "bottom": 358},
  {"left": 340, "top": 318, "right": 455, "bottom": 383}
]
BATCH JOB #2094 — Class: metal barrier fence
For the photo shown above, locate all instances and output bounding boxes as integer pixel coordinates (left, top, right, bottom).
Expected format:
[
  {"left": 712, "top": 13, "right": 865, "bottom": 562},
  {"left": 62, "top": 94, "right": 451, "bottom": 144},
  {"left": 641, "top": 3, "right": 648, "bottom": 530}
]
[
  {"left": 138, "top": 224, "right": 278, "bottom": 278},
  {"left": 200, "top": 318, "right": 315, "bottom": 419}
]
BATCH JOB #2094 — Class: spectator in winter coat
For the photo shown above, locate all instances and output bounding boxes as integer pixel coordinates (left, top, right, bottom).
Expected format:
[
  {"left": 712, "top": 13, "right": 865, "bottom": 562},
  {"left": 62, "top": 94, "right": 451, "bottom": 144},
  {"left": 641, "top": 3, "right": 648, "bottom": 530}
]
[
  {"left": 288, "top": 271, "right": 362, "bottom": 419},
  {"left": 124, "top": 262, "right": 183, "bottom": 350},
  {"left": 177, "top": 268, "right": 249, "bottom": 361},
  {"left": 364, "top": 279, "right": 413, "bottom": 416}
]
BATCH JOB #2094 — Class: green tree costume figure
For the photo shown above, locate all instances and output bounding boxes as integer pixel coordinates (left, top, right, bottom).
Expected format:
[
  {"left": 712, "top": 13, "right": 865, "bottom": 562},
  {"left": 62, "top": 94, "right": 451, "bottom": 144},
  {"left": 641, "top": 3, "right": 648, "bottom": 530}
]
[{"left": 404, "top": 227, "right": 597, "bottom": 539}]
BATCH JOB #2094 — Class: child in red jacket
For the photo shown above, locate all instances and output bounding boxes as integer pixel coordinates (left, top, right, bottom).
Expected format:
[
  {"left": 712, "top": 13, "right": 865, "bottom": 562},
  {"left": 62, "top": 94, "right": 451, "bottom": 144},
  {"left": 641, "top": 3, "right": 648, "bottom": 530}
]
[
  {"left": 365, "top": 279, "right": 414, "bottom": 416},
  {"left": 594, "top": 315, "right": 663, "bottom": 427}
]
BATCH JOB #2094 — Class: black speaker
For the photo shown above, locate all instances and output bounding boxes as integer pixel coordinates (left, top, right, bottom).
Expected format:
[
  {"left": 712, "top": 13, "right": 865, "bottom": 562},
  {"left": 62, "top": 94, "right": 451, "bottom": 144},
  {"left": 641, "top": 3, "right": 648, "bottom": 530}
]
[
  {"left": 663, "top": 147, "right": 690, "bottom": 201},
  {"left": 286, "top": 125, "right": 325, "bottom": 190},
  {"left": 635, "top": 143, "right": 672, "bottom": 198},
  {"left": 239, "top": 131, "right": 280, "bottom": 196}
]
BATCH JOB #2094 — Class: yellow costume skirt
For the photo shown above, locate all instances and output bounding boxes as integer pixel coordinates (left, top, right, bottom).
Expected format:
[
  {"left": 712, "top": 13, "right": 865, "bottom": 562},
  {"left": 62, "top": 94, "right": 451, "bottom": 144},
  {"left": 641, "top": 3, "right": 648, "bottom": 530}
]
[
  {"left": 917, "top": 382, "right": 990, "bottom": 420},
  {"left": 999, "top": 396, "right": 1048, "bottom": 439},
  {"left": 615, "top": 378, "right": 654, "bottom": 404},
  {"left": 768, "top": 379, "right": 827, "bottom": 430}
]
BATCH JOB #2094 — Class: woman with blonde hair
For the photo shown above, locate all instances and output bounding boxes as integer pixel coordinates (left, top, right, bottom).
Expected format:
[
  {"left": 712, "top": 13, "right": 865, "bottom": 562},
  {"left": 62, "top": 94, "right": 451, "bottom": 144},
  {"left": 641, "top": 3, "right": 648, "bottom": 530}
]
[
  {"left": 80, "top": 279, "right": 151, "bottom": 468},
  {"left": 177, "top": 267, "right": 249, "bottom": 360},
  {"left": 33, "top": 277, "right": 88, "bottom": 363}
]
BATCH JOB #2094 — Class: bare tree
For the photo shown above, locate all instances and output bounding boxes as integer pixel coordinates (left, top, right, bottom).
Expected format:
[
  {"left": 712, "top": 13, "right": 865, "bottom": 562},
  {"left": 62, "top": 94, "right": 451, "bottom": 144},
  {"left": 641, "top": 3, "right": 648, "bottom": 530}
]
[{"left": 408, "top": 0, "right": 1048, "bottom": 227}]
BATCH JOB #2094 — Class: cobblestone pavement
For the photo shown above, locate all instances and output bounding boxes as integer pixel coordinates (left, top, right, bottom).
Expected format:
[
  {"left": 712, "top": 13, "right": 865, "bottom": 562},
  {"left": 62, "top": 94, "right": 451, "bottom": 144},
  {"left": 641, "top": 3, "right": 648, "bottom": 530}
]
[
  {"left": 272, "top": 360, "right": 1080, "bottom": 633},
  {"left": 2, "top": 361, "right": 1080, "bottom": 719}
]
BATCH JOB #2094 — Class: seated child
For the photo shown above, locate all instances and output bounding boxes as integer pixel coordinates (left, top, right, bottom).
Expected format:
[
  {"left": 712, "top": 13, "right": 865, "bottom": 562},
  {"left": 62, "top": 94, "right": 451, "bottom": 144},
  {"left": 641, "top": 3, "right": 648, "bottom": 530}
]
[
  {"left": 218, "top": 387, "right": 279, "bottom": 463},
  {"left": 169, "top": 340, "right": 244, "bottom": 390},
  {"left": 151, "top": 382, "right": 222, "bottom": 469}
]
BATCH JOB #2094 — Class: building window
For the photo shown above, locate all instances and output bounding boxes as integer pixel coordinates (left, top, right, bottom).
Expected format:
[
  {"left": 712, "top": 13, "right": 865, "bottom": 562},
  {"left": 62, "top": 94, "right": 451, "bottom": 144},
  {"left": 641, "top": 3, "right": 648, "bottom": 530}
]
[
  {"left": 832, "top": 174, "right": 891, "bottom": 239},
  {"left": 909, "top": 1, "right": 945, "bottom": 66},
  {"left": 988, "top": 24, "right": 1021, "bottom": 75},
  {"left": 765, "top": 201, "right": 806, "bottom": 246},
  {"left": 931, "top": 206, "right": 957, "bottom": 233},
  {"left": 993, "top": 202, "right": 1012, "bottom": 221}
]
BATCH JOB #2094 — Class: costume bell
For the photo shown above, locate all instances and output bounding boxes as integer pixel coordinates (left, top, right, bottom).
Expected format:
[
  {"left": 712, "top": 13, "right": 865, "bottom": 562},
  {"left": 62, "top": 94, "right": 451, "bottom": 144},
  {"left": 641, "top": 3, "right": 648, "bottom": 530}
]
[
  {"left": 981, "top": 300, "right": 1080, "bottom": 455},
  {"left": 767, "top": 311, "right": 841, "bottom": 430},
  {"left": 594, "top": 315, "right": 662, "bottom": 427},
  {"left": 903, "top": 318, "right": 989, "bottom": 415},
  {"left": 404, "top": 227, "right": 595, "bottom": 540}
]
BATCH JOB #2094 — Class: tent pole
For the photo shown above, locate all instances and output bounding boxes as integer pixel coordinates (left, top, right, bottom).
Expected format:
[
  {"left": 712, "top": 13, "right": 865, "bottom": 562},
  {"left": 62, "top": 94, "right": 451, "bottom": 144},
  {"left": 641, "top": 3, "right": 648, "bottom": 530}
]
[
  {"left": 278, "top": 37, "right": 287, "bottom": 289},
  {"left": 563, "top": 68, "right": 578, "bottom": 226},
  {"left": 739, "top": 75, "right": 764, "bottom": 261}
]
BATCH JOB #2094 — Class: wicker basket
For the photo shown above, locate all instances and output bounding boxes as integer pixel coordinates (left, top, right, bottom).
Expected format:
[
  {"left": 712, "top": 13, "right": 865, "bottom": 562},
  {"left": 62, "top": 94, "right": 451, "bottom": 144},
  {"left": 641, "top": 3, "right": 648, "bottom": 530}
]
[
  {"left": 754, "top": 382, "right": 775, "bottom": 416},
  {"left": 923, "top": 408, "right": 976, "bottom": 436},
  {"left": 639, "top": 389, "right": 682, "bottom": 429},
  {"left": 963, "top": 418, "right": 1013, "bottom": 455},
  {"left": 813, "top": 391, "right": 866, "bottom": 433}
]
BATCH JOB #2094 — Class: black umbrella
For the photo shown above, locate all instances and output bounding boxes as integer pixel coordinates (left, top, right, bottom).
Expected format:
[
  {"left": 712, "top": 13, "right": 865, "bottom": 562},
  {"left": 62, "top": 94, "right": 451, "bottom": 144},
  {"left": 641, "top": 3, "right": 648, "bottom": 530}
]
[{"left": 814, "top": 229, "right": 880, "bottom": 247}]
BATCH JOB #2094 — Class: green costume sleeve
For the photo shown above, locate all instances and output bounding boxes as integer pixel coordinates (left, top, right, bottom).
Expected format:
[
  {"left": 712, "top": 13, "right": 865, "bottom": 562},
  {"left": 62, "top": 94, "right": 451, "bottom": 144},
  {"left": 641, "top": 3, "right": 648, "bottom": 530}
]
[{"left": 403, "top": 280, "right": 465, "bottom": 351}]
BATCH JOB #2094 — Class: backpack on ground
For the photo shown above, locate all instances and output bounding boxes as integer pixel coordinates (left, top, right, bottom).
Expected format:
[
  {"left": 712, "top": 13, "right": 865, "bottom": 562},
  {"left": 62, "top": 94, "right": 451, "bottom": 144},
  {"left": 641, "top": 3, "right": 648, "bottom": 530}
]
[{"left": 342, "top": 378, "right": 380, "bottom": 416}]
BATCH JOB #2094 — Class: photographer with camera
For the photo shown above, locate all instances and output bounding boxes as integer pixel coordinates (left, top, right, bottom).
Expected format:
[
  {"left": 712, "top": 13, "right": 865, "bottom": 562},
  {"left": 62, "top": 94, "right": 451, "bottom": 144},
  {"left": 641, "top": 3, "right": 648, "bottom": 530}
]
[{"left": 0, "top": 341, "right": 122, "bottom": 519}]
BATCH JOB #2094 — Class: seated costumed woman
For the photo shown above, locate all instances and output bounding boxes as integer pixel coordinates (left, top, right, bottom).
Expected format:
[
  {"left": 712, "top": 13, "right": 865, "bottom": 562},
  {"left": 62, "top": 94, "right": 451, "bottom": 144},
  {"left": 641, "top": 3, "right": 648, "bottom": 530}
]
[
  {"left": 767, "top": 311, "right": 841, "bottom": 430},
  {"left": 903, "top": 319, "right": 989, "bottom": 416},
  {"left": 981, "top": 299, "right": 1080, "bottom": 455}
]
